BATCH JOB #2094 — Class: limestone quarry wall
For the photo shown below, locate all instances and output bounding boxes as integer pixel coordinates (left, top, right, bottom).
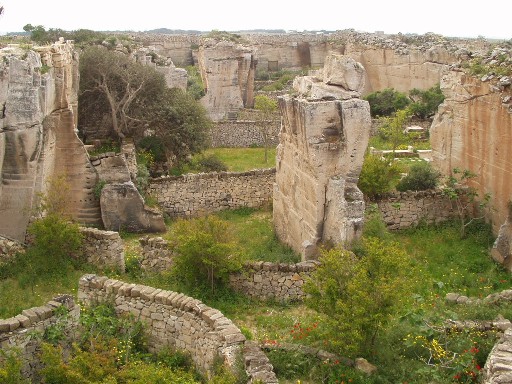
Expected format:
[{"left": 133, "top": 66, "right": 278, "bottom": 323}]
[
  {"left": 0, "top": 295, "right": 79, "bottom": 382},
  {"left": 430, "top": 71, "right": 512, "bottom": 234},
  {"left": 0, "top": 41, "right": 101, "bottom": 241},
  {"left": 77, "top": 274, "right": 278, "bottom": 383},
  {"left": 345, "top": 43, "right": 454, "bottom": 95},
  {"left": 209, "top": 120, "right": 280, "bottom": 148},
  {"left": 148, "top": 169, "right": 275, "bottom": 217},
  {"left": 375, "top": 190, "right": 459, "bottom": 230}
]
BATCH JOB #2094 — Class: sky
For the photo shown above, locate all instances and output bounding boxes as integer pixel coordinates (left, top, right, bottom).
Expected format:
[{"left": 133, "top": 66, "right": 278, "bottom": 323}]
[{"left": 0, "top": 0, "right": 510, "bottom": 40}]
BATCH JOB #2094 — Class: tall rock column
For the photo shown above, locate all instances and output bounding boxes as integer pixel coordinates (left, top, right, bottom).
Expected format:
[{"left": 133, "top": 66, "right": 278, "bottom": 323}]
[
  {"left": 273, "top": 54, "right": 371, "bottom": 259},
  {"left": 197, "top": 40, "right": 256, "bottom": 121}
]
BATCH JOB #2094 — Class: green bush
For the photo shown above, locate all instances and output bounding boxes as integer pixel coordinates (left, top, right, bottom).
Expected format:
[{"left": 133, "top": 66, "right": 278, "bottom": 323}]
[
  {"left": 364, "top": 88, "right": 411, "bottom": 117},
  {"left": 304, "top": 238, "right": 415, "bottom": 357},
  {"left": 169, "top": 216, "right": 243, "bottom": 294},
  {"left": 396, "top": 161, "right": 441, "bottom": 191},
  {"left": 408, "top": 84, "right": 445, "bottom": 119},
  {"left": 357, "top": 153, "right": 403, "bottom": 199},
  {"left": 137, "top": 136, "right": 167, "bottom": 163}
]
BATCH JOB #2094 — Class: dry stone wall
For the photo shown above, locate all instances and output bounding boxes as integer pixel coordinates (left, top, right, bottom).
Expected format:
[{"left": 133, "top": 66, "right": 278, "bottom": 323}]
[
  {"left": 149, "top": 169, "right": 275, "bottom": 217},
  {"left": 77, "top": 274, "right": 278, "bottom": 383},
  {"left": 138, "top": 237, "right": 317, "bottom": 302},
  {"left": 209, "top": 120, "right": 280, "bottom": 148},
  {"left": 229, "top": 261, "right": 319, "bottom": 302},
  {"left": 375, "top": 190, "right": 458, "bottom": 230},
  {"left": 0, "top": 295, "right": 79, "bottom": 382},
  {"left": 80, "top": 227, "right": 125, "bottom": 272},
  {"left": 139, "top": 236, "right": 174, "bottom": 272}
]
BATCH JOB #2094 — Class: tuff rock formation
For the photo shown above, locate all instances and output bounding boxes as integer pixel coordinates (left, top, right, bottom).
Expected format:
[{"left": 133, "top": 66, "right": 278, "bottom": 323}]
[
  {"left": 273, "top": 53, "right": 371, "bottom": 259},
  {"left": 0, "top": 40, "right": 101, "bottom": 241},
  {"left": 197, "top": 40, "right": 256, "bottom": 121},
  {"left": 430, "top": 70, "right": 512, "bottom": 240}
]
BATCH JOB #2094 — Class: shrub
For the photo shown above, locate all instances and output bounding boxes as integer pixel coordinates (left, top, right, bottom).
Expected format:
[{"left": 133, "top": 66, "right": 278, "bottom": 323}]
[
  {"left": 303, "top": 238, "right": 415, "bottom": 357},
  {"left": 364, "top": 88, "right": 410, "bottom": 117},
  {"left": 169, "top": 216, "right": 242, "bottom": 294},
  {"left": 396, "top": 161, "right": 441, "bottom": 191},
  {"left": 408, "top": 84, "right": 445, "bottom": 119},
  {"left": 137, "top": 136, "right": 167, "bottom": 163},
  {"left": 197, "top": 154, "right": 228, "bottom": 172},
  {"left": 357, "top": 153, "right": 403, "bottom": 199}
]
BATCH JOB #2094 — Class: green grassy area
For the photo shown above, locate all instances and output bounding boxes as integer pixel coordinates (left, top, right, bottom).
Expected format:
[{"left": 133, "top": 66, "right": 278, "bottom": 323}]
[
  {"left": 194, "top": 147, "right": 276, "bottom": 172},
  {"left": 368, "top": 134, "right": 431, "bottom": 150},
  {"left": 1, "top": 208, "right": 509, "bottom": 383}
]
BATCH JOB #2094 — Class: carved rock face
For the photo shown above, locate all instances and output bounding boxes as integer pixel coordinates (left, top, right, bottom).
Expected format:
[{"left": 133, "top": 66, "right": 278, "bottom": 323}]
[{"left": 430, "top": 71, "right": 512, "bottom": 236}]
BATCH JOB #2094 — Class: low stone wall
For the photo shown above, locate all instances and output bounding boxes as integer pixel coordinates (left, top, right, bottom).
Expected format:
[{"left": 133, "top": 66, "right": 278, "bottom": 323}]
[
  {"left": 0, "top": 236, "right": 24, "bottom": 265},
  {"left": 209, "top": 120, "right": 280, "bottom": 148},
  {"left": 138, "top": 237, "right": 318, "bottom": 302},
  {"left": 375, "top": 190, "right": 457, "bottom": 230},
  {"left": 139, "top": 236, "right": 174, "bottom": 272},
  {"left": 0, "top": 295, "right": 79, "bottom": 382},
  {"left": 483, "top": 328, "right": 512, "bottom": 383},
  {"left": 229, "top": 261, "right": 319, "bottom": 302},
  {"left": 77, "top": 274, "right": 278, "bottom": 383},
  {"left": 80, "top": 227, "right": 125, "bottom": 272},
  {"left": 149, "top": 169, "right": 275, "bottom": 218}
]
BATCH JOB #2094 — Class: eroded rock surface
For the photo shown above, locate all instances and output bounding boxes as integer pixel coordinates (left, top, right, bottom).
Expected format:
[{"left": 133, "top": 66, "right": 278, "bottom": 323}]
[
  {"left": 273, "top": 53, "right": 371, "bottom": 259},
  {"left": 0, "top": 41, "right": 101, "bottom": 241},
  {"left": 198, "top": 40, "right": 256, "bottom": 121},
  {"left": 430, "top": 70, "right": 512, "bottom": 238}
]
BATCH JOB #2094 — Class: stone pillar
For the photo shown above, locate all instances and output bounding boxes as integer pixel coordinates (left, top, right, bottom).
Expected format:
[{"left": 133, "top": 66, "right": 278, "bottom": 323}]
[{"left": 273, "top": 54, "right": 371, "bottom": 259}]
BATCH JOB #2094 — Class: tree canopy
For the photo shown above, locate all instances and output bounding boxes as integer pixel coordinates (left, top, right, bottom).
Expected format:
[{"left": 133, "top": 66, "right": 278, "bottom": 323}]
[{"left": 78, "top": 46, "right": 211, "bottom": 166}]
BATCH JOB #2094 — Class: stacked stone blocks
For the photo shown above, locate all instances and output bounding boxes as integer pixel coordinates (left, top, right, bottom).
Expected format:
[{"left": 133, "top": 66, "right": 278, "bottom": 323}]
[
  {"left": 149, "top": 169, "right": 275, "bottom": 218},
  {"left": 77, "top": 274, "right": 277, "bottom": 383}
]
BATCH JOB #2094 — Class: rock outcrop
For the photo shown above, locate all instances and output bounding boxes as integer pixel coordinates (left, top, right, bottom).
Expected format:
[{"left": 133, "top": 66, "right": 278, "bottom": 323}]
[
  {"left": 430, "top": 69, "right": 512, "bottom": 241},
  {"left": 273, "top": 54, "right": 371, "bottom": 259},
  {"left": 92, "top": 150, "right": 166, "bottom": 233},
  {"left": 0, "top": 40, "right": 101, "bottom": 241},
  {"left": 197, "top": 40, "right": 256, "bottom": 121}
]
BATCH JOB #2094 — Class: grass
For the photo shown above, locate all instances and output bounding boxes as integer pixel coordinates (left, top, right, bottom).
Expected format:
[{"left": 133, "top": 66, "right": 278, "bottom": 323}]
[
  {"left": 0, "top": 267, "right": 90, "bottom": 318},
  {"left": 368, "top": 135, "right": 431, "bottom": 151},
  {"left": 192, "top": 147, "right": 276, "bottom": 172},
  {"left": 2, "top": 208, "right": 511, "bottom": 383}
]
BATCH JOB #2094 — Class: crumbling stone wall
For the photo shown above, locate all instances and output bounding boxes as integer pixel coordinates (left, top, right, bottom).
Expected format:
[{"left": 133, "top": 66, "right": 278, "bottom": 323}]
[
  {"left": 375, "top": 190, "right": 458, "bottom": 230},
  {"left": 229, "top": 260, "right": 319, "bottom": 302},
  {"left": 80, "top": 227, "right": 125, "bottom": 272},
  {"left": 139, "top": 236, "right": 174, "bottom": 272},
  {"left": 209, "top": 120, "right": 280, "bottom": 148},
  {"left": 0, "top": 236, "right": 24, "bottom": 265},
  {"left": 77, "top": 274, "right": 278, "bottom": 383},
  {"left": 149, "top": 169, "right": 275, "bottom": 217},
  {"left": 0, "top": 295, "right": 79, "bottom": 382}
]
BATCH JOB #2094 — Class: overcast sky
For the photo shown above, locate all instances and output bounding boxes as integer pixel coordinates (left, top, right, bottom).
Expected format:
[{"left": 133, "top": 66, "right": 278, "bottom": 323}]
[{"left": 1, "top": 0, "right": 510, "bottom": 39}]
